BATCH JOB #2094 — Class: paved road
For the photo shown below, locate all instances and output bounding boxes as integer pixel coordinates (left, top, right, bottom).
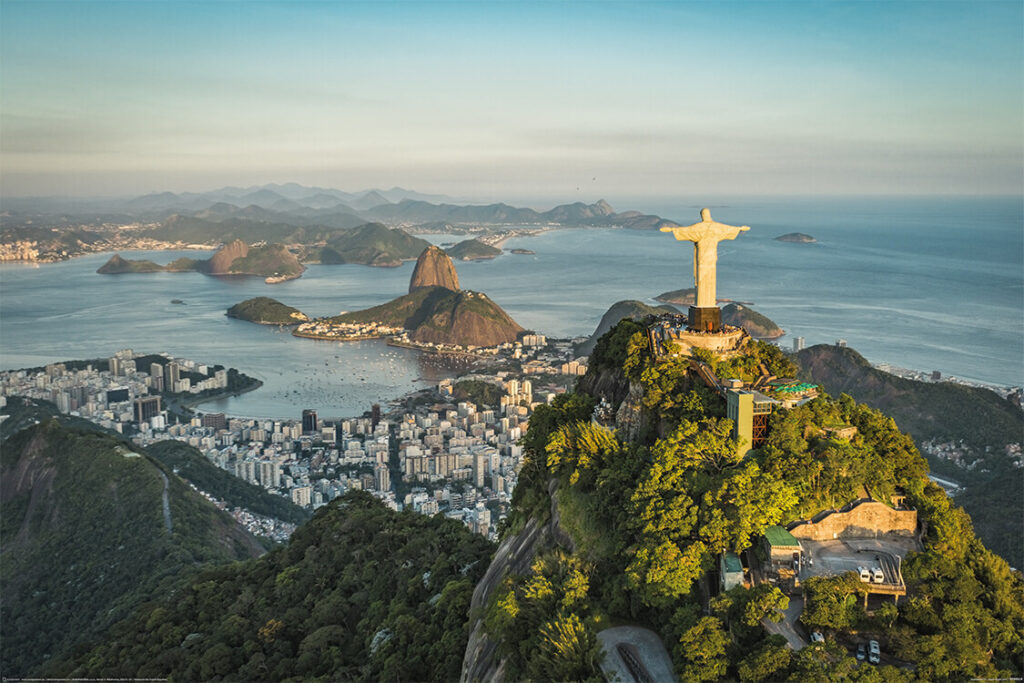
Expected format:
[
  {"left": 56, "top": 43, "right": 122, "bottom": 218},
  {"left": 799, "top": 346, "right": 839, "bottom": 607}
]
[
  {"left": 762, "top": 596, "right": 807, "bottom": 650},
  {"left": 598, "top": 626, "right": 677, "bottom": 683},
  {"left": 159, "top": 471, "right": 173, "bottom": 534}
]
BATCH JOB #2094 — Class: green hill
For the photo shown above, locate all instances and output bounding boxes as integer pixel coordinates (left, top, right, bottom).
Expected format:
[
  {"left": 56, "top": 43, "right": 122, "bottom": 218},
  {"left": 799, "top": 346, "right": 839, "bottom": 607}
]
[
  {"left": 470, "top": 320, "right": 1024, "bottom": 681},
  {"left": 796, "top": 345, "right": 1021, "bottom": 452},
  {"left": 224, "top": 243, "right": 305, "bottom": 278},
  {"left": 51, "top": 491, "right": 494, "bottom": 681},
  {"left": 96, "top": 253, "right": 166, "bottom": 273},
  {"left": 227, "top": 296, "right": 309, "bottom": 325},
  {"left": 1, "top": 418, "right": 263, "bottom": 677},
  {"left": 332, "top": 285, "right": 524, "bottom": 347},
  {"left": 721, "top": 303, "right": 784, "bottom": 338},
  {"left": 796, "top": 343, "right": 1024, "bottom": 565},
  {"left": 446, "top": 238, "right": 501, "bottom": 260},
  {"left": 319, "top": 223, "right": 431, "bottom": 266}
]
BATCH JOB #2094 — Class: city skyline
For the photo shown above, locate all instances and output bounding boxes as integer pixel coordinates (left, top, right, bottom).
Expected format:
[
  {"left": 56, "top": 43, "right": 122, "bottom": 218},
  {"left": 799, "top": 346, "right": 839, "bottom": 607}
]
[{"left": 1, "top": 0, "right": 1021, "bottom": 201}]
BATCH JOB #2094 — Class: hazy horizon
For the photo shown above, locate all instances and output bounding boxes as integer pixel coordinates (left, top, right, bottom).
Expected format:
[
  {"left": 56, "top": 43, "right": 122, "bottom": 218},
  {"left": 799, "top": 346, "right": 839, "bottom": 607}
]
[{"left": 2, "top": 1, "right": 1021, "bottom": 200}]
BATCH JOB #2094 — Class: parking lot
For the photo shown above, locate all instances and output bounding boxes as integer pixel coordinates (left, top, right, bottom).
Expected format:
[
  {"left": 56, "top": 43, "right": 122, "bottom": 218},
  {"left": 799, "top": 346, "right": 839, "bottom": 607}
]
[{"left": 799, "top": 537, "right": 919, "bottom": 587}]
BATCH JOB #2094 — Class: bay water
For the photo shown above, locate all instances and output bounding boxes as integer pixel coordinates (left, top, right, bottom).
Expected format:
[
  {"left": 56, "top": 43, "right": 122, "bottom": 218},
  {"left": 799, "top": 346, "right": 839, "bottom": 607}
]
[{"left": 1, "top": 196, "right": 1019, "bottom": 419}]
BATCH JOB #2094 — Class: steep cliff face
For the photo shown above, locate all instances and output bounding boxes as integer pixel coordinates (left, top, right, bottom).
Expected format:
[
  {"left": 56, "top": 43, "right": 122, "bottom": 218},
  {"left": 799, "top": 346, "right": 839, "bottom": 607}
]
[
  {"left": 409, "top": 245, "right": 460, "bottom": 292},
  {"left": 207, "top": 238, "right": 249, "bottom": 274},
  {"left": 461, "top": 480, "right": 574, "bottom": 683}
]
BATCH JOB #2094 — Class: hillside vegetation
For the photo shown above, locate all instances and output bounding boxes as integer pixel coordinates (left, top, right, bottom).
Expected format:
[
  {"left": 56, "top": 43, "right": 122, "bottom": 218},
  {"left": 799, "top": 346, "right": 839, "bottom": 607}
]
[
  {"left": 796, "top": 343, "right": 1024, "bottom": 567},
  {"left": 1, "top": 418, "right": 263, "bottom": 677},
  {"left": 486, "top": 321, "right": 1023, "bottom": 681},
  {"left": 52, "top": 491, "right": 494, "bottom": 681},
  {"left": 319, "top": 223, "right": 431, "bottom": 266},
  {"left": 226, "top": 297, "right": 309, "bottom": 325},
  {"left": 446, "top": 238, "right": 501, "bottom": 260}
]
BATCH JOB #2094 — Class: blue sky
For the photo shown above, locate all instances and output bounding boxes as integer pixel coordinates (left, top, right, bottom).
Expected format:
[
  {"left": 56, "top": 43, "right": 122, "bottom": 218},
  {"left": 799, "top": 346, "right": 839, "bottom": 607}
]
[{"left": 1, "top": 1, "right": 1021, "bottom": 200}]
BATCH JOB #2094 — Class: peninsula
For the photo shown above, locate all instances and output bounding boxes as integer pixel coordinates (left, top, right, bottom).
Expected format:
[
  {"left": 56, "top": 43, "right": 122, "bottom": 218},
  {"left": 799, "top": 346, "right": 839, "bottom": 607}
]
[{"left": 293, "top": 246, "right": 524, "bottom": 348}]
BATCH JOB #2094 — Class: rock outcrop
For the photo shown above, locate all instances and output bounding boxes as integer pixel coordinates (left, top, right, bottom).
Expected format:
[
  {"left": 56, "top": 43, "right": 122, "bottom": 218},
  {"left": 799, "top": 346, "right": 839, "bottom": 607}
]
[
  {"left": 461, "top": 479, "right": 574, "bottom": 683},
  {"left": 408, "top": 290, "right": 523, "bottom": 347},
  {"left": 207, "top": 239, "right": 249, "bottom": 274},
  {"left": 332, "top": 286, "right": 524, "bottom": 348},
  {"left": 409, "top": 245, "right": 460, "bottom": 292}
]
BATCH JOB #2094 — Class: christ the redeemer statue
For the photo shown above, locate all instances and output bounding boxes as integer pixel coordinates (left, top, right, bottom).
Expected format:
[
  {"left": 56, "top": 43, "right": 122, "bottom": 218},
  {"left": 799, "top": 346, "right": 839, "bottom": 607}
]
[{"left": 661, "top": 208, "right": 749, "bottom": 332}]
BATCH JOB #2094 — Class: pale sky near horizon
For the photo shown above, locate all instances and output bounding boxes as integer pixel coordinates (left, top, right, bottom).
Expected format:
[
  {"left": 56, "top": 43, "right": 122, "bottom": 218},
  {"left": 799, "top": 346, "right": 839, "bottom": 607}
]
[{"left": 1, "top": 0, "right": 1021, "bottom": 201}]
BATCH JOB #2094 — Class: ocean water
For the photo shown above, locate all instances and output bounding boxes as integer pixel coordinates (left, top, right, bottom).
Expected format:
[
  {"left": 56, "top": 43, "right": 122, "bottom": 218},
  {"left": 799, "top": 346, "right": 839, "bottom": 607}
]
[{"left": 1, "top": 196, "right": 1020, "bottom": 418}]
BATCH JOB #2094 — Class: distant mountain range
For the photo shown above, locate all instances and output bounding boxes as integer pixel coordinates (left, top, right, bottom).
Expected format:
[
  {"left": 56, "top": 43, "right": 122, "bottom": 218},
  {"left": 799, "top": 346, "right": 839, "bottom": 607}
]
[{"left": 3, "top": 183, "right": 678, "bottom": 234}]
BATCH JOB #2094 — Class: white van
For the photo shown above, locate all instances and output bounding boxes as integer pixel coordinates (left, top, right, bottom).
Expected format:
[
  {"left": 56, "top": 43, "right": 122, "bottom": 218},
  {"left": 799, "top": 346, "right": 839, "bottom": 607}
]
[
  {"left": 872, "top": 567, "right": 885, "bottom": 583},
  {"left": 858, "top": 566, "right": 871, "bottom": 582}
]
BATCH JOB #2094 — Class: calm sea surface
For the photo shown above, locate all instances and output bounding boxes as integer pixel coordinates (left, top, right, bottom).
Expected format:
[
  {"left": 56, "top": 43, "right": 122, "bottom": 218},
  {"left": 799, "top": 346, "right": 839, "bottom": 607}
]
[{"left": 1, "top": 196, "right": 1020, "bottom": 418}]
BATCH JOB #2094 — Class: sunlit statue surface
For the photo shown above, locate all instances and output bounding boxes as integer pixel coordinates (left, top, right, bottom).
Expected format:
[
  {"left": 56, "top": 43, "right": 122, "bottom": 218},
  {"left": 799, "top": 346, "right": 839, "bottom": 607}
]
[{"left": 661, "top": 208, "right": 749, "bottom": 331}]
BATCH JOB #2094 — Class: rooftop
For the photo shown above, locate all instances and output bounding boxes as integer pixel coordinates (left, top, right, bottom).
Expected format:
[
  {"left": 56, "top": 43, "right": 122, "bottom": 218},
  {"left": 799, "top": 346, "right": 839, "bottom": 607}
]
[{"left": 764, "top": 525, "right": 801, "bottom": 548}]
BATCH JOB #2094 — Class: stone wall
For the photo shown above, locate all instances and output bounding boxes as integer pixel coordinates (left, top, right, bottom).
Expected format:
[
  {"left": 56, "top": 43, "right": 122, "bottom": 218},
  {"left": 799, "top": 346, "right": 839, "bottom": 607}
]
[{"left": 788, "top": 500, "right": 917, "bottom": 541}]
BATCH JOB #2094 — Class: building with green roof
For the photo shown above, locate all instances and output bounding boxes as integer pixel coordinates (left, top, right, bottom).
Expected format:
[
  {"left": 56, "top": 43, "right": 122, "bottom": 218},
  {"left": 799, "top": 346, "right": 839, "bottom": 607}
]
[
  {"left": 719, "top": 551, "right": 745, "bottom": 591},
  {"left": 762, "top": 525, "right": 803, "bottom": 563}
]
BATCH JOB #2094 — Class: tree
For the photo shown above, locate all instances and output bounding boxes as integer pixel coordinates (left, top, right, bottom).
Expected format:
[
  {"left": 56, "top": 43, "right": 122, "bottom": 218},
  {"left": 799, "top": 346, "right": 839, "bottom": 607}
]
[
  {"left": 801, "top": 573, "right": 866, "bottom": 631},
  {"left": 674, "top": 616, "right": 729, "bottom": 682}
]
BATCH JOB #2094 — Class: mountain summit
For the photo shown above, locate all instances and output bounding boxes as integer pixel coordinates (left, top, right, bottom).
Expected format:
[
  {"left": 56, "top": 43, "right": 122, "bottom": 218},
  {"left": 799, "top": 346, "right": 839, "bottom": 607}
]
[{"left": 409, "top": 245, "right": 460, "bottom": 292}]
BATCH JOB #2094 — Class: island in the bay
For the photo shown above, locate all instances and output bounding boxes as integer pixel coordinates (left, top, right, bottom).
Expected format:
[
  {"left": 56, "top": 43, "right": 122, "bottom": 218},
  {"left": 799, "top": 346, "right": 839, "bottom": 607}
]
[
  {"left": 98, "top": 239, "right": 306, "bottom": 283},
  {"left": 226, "top": 297, "right": 309, "bottom": 325},
  {"left": 775, "top": 231, "right": 817, "bottom": 243},
  {"left": 445, "top": 238, "right": 501, "bottom": 261}
]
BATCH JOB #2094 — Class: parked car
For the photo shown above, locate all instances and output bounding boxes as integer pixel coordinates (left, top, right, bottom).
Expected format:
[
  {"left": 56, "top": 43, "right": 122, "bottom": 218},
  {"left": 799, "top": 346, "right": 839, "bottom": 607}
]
[
  {"left": 868, "top": 639, "right": 881, "bottom": 664},
  {"left": 811, "top": 631, "right": 825, "bottom": 644},
  {"left": 856, "top": 643, "right": 866, "bottom": 661}
]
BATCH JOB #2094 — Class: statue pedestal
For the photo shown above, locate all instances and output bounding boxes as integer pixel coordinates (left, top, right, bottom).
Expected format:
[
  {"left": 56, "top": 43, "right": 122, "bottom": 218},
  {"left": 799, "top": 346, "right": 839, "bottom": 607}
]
[{"left": 689, "top": 306, "right": 722, "bottom": 332}]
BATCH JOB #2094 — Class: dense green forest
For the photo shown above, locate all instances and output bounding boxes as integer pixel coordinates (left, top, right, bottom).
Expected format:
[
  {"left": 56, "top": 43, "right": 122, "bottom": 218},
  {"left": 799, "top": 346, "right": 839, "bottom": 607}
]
[
  {"left": 50, "top": 491, "right": 494, "bottom": 681},
  {"left": 491, "top": 321, "right": 1023, "bottom": 680},
  {"left": 0, "top": 418, "right": 263, "bottom": 677},
  {"left": 796, "top": 344, "right": 1024, "bottom": 567}
]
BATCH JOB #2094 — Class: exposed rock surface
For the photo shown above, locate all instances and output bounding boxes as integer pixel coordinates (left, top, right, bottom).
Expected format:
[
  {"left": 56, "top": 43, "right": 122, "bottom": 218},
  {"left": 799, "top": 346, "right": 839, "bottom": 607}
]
[
  {"left": 333, "top": 286, "right": 524, "bottom": 347},
  {"left": 461, "top": 479, "right": 573, "bottom": 683},
  {"left": 408, "top": 290, "right": 523, "bottom": 347},
  {"left": 409, "top": 245, "right": 460, "bottom": 292},
  {"left": 207, "top": 239, "right": 249, "bottom": 274}
]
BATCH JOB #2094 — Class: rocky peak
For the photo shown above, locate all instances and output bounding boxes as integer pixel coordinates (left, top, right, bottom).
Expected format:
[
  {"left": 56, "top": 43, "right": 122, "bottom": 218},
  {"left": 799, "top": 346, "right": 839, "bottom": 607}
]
[
  {"left": 208, "top": 239, "right": 249, "bottom": 274},
  {"left": 409, "top": 245, "right": 460, "bottom": 293}
]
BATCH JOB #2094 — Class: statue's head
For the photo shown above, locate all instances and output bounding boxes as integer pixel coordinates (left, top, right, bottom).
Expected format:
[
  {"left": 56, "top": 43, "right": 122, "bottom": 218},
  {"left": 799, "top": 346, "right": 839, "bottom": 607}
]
[{"left": 700, "top": 208, "right": 712, "bottom": 221}]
